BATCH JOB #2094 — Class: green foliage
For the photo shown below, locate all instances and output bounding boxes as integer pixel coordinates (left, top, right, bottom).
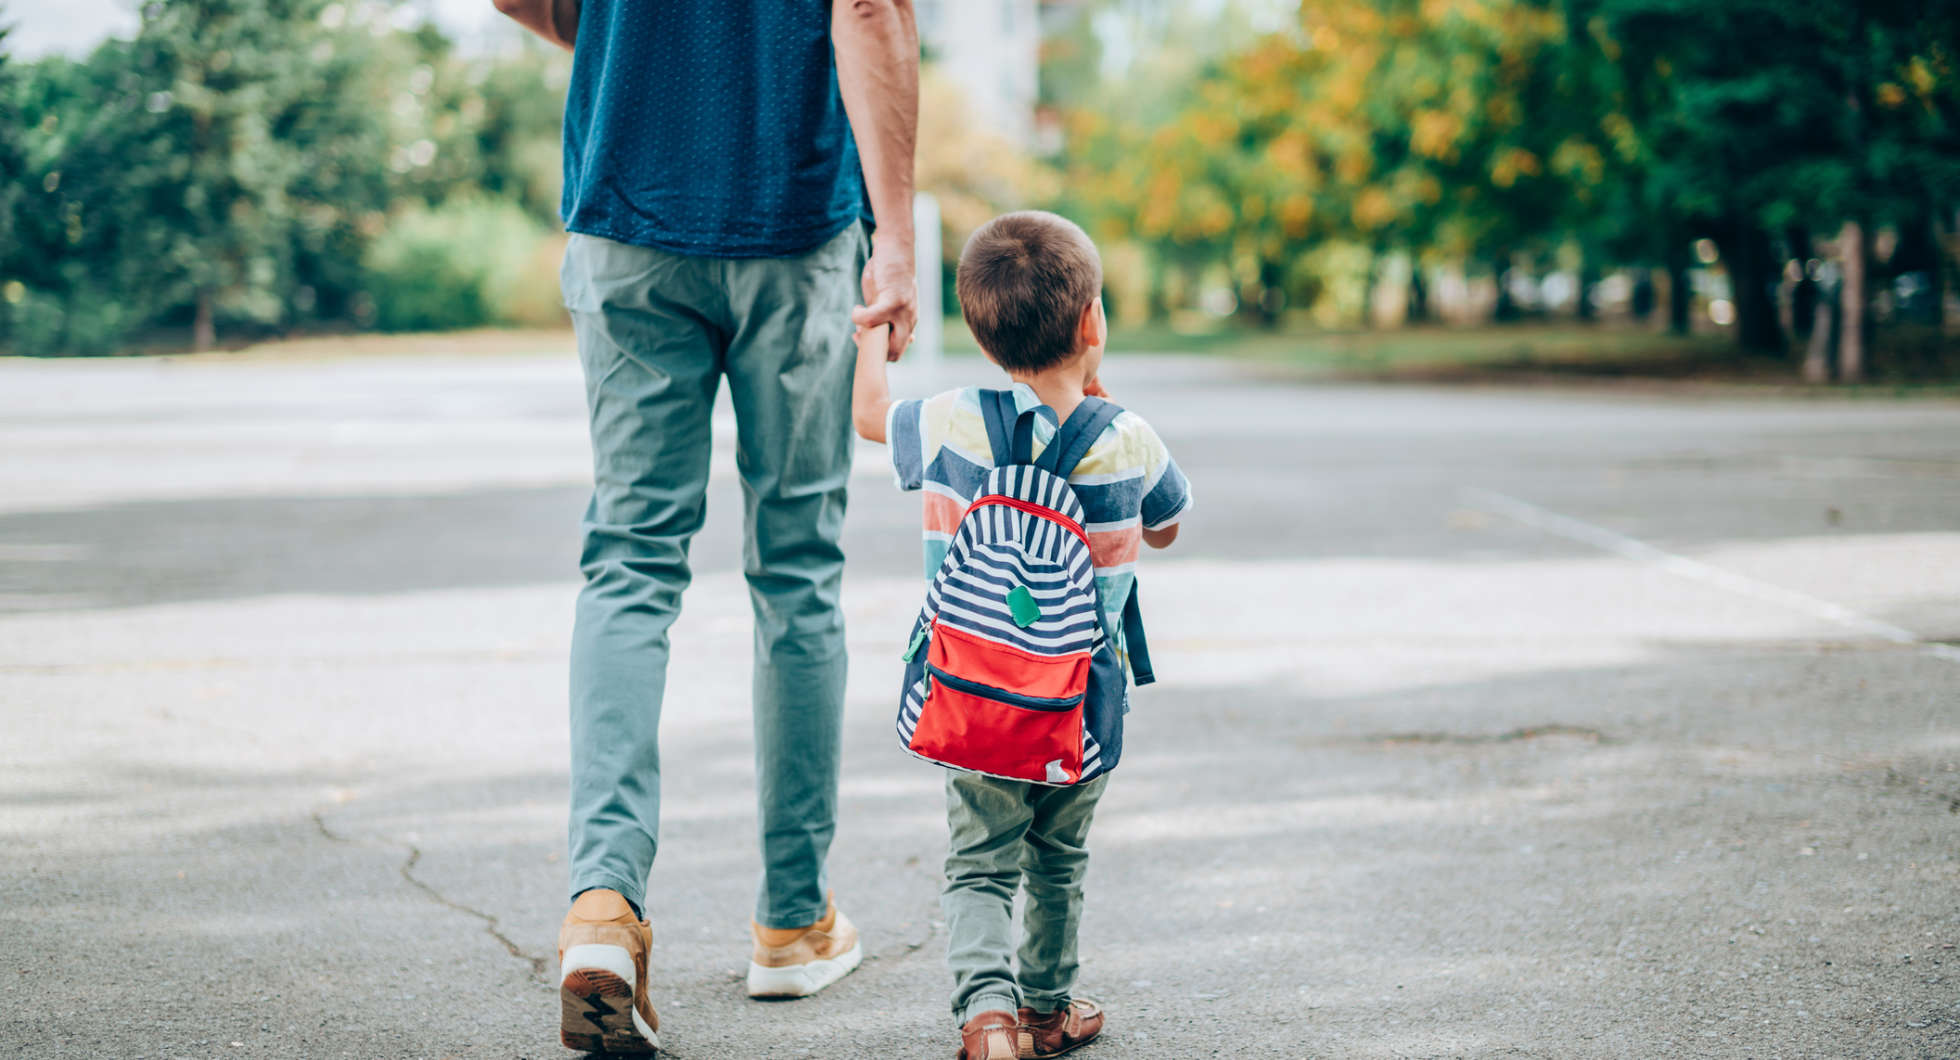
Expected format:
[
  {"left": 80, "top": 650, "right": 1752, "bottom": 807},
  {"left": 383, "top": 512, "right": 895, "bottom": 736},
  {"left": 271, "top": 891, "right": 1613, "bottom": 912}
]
[
  {"left": 0, "top": 1, "right": 568, "bottom": 355},
  {"left": 1579, "top": 0, "right": 1960, "bottom": 353},
  {"left": 1059, "top": 0, "right": 1959, "bottom": 364},
  {"left": 363, "top": 197, "right": 551, "bottom": 332}
]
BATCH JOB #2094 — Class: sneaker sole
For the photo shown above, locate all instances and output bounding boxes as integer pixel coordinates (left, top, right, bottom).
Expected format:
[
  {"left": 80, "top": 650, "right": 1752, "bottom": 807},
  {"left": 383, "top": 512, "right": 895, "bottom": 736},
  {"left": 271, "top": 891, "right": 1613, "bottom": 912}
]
[
  {"left": 560, "top": 944, "right": 659, "bottom": 1053},
  {"left": 744, "top": 939, "right": 864, "bottom": 999}
]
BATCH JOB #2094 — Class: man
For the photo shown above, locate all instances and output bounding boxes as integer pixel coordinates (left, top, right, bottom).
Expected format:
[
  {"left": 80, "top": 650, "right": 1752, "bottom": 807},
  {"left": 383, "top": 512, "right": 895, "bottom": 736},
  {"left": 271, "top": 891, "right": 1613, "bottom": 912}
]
[{"left": 490, "top": 0, "right": 919, "bottom": 1051}]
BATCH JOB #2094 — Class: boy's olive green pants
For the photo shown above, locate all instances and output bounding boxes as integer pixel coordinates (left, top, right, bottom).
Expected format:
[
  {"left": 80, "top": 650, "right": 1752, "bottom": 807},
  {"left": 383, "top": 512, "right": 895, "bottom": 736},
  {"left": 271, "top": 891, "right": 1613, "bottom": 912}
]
[
  {"left": 942, "top": 770, "right": 1109, "bottom": 1025},
  {"left": 560, "top": 224, "right": 864, "bottom": 930}
]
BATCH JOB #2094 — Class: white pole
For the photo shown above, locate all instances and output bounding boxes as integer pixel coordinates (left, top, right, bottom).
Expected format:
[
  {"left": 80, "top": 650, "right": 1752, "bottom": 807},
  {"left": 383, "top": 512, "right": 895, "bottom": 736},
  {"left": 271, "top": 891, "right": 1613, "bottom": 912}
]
[{"left": 912, "top": 192, "right": 943, "bottom": 371}]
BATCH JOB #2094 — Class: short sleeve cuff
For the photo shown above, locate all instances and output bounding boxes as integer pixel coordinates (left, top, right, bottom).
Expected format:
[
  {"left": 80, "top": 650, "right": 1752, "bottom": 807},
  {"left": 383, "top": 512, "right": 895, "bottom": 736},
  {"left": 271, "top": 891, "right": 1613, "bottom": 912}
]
[
  {"left": 1140, "top": 462, "right": 1192, "bottom": 531},
  {"left": 887, "top": 398, "right": 926, "bottom": 491},
  {"left": 1142, "top": 494, "right": 1190, "bottom": 532}
]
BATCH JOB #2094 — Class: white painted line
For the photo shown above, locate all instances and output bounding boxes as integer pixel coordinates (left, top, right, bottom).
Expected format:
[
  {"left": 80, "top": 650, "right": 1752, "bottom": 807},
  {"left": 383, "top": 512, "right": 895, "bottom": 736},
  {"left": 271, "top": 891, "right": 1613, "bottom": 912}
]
[{"left": 1461, "top": 486, "right": 1960, "bottom": 666}]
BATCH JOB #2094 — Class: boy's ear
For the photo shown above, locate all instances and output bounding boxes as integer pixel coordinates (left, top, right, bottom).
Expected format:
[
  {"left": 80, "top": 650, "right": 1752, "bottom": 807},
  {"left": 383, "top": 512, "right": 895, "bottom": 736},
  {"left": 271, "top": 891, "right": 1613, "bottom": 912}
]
[{"left": 1077, "top": 297, "right": 1107, "bottom": 350}]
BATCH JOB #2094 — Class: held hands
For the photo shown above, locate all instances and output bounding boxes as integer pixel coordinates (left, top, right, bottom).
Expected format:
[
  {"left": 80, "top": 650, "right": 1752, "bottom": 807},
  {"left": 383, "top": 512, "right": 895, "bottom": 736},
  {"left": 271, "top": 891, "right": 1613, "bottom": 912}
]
[
  {"left": 851, "top": 235, "right": 917, "bottom": 361},
  {"left": 1084, "top": 376, "right": 1110, "bottom": 399},
  {"left": 854, "top": 323, "right": 890, "bottom": 363}
]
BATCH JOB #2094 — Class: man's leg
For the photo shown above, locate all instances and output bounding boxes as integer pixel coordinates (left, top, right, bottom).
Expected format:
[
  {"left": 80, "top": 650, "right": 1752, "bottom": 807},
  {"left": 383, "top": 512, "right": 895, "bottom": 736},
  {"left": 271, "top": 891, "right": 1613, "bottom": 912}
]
[
  {"left": 720, "top": 223, "right": 864, "bottom": 931},
  {"left": 563, "top": 232, "right": 725, "bottom": 912}
]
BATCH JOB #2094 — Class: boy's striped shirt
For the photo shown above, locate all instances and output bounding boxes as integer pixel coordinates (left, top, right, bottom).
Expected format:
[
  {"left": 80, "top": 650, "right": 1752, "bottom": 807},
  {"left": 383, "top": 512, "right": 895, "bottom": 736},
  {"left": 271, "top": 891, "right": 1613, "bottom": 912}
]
[{"left": 885, "top": 383, "right": 1191, "bottom": 649}]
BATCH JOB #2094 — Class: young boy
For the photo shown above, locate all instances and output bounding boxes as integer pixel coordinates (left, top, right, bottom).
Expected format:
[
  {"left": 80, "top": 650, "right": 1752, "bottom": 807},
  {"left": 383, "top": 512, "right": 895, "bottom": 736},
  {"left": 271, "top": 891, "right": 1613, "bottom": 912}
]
[{"left": 851, "top": 211, "right": 1191, "bottom": 1060}]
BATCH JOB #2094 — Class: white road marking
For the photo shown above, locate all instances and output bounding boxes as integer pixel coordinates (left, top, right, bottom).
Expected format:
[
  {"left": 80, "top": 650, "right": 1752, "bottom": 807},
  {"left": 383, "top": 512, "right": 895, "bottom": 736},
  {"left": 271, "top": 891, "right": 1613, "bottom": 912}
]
[{"left": 1461, "top": 486, "right": 1960, "bottom": 666}]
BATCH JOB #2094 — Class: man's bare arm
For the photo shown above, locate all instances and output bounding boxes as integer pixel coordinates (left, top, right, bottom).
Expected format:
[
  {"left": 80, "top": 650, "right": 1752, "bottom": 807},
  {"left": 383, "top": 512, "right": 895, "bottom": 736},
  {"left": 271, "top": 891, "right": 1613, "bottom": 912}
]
[
  {"left": 491, "top": 0, "right": 578, "bottom": 51},
  {"left": 834, "top": 0, "right": 920, "bottom": 358}
]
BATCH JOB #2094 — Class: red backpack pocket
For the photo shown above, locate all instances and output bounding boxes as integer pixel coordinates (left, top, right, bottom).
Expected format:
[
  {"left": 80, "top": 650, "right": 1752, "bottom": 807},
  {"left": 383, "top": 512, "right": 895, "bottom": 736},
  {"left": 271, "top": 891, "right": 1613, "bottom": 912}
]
[{"left": 907, "top": 622, "right": 1091, "bottom": 783}]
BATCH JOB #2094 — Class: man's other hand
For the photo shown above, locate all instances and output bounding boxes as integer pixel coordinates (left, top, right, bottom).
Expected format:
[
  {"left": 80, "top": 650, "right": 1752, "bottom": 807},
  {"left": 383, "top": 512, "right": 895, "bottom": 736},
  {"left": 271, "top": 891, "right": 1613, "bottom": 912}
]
[{"left": 852, "top": 237, "right": 918, "bottom": 360}]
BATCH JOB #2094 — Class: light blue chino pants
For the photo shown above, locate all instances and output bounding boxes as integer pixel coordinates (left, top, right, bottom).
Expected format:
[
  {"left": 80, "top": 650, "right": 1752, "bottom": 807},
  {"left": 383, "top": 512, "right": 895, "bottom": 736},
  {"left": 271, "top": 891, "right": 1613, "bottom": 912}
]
[{"left": 561, "top": 223, "right": 865, "bottom": 930}]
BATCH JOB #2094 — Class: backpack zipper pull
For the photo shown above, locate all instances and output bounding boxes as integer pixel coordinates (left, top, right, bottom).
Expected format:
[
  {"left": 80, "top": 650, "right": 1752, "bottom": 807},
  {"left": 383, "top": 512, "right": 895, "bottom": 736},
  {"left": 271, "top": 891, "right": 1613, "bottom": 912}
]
[{"left": 901, "top": 623, "right": 929, "bottom": 663}]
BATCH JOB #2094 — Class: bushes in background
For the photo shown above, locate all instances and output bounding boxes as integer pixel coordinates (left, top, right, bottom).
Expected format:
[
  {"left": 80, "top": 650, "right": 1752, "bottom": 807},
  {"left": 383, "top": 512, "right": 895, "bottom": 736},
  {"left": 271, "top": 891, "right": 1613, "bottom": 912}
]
[{"left": 363, "top": 198, "right": 563, "bottom": 332}]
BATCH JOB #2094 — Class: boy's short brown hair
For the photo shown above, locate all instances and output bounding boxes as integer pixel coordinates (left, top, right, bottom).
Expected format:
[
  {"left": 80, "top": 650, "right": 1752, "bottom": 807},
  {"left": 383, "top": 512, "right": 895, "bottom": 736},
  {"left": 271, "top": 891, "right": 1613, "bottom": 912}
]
[{"left": 955, "top": 211, "right": 1103, "bottom": 373}]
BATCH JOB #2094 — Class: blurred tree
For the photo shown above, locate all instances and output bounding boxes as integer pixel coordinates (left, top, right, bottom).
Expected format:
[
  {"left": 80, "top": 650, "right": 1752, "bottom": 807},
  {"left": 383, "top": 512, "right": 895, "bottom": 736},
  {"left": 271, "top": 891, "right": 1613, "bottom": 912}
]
[
  {"left": 0, "top": 1, "right": 569, "bottom": 354},
  {"left": 136, "top": 0, "right": 395, "bottom": 348},
  {"left": 0, "top": 16, "right": 22, "bottom": 266},
  {"left": 1069, "top": 0, "right": 1611, "bottom": 327},
  {"left": 1589, "top": 0, "right": 1960, "bottom": 372},
  {"left": 917, "top": 65, "right": 1059, "bottom": 306}
]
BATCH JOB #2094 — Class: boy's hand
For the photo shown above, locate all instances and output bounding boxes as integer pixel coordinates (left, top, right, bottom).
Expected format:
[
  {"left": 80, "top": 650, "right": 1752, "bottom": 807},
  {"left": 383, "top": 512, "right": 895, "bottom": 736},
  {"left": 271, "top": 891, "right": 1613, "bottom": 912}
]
[
  {"left": 855, "top": 323, "right": 891, "bottom": 363},
  {"left": 851, "top": 324, "right": 894, "bottom": 443}
]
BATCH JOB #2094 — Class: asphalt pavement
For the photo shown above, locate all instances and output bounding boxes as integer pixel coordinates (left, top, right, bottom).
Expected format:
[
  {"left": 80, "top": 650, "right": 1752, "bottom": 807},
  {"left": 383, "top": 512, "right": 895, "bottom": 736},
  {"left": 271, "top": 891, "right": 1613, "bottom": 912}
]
[{"left": 2, "top": 344, "right": 1956, "bottom": 1059}]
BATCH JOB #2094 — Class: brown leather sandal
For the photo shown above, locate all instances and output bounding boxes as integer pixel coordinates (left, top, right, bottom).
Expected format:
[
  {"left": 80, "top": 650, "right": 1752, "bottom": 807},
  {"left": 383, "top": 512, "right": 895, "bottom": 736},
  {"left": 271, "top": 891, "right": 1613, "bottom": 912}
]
[
  {"left": 958, "top": 1009, "right": 1021, "bottom": 1060},
  {"left": 1016, "top": 998, "right": 1104, "bottom": 1058}
]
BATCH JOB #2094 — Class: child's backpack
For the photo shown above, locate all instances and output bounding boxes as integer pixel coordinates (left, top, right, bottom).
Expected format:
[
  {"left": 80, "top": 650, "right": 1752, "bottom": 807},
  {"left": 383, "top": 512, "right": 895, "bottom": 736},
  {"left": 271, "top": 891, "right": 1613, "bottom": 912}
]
[{"left": 895, "top": 390, "right": 1155, "bottom": 786}]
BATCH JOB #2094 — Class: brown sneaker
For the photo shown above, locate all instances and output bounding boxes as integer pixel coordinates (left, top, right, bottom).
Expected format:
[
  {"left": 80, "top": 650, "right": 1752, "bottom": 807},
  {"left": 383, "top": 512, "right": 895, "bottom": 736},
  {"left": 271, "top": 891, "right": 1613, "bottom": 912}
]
[
  {"left": 958, "top": 1009, "right": 1021, "bottom": 1060},
  {"left": 745, "top": 898, "right": 863, "bottom": 998},
  {"left": 556, "top": 889, "right": 659, "bottom": 1053},
  {"left": 1016, "top": 998, "right": 1104, "bottom": 1058}
]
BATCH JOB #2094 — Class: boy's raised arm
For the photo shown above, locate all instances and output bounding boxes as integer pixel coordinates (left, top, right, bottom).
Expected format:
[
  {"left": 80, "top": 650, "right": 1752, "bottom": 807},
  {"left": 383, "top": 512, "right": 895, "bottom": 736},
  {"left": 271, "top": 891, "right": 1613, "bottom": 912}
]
[{"left": 852, "top": 325, "right": 894, "bottom": 443}]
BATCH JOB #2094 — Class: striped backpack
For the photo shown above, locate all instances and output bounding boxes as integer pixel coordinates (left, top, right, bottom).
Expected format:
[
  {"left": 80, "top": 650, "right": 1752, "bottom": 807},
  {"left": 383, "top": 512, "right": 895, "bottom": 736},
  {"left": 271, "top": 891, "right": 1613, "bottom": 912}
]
[{"left": 895, "top": 390, "right": 1155, "bottom": 786}]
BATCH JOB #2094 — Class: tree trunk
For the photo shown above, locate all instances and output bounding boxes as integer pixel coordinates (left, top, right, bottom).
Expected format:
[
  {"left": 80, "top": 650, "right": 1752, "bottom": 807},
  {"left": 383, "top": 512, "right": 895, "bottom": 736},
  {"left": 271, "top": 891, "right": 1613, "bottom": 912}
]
[
  {"left": 1665, "top": 243, "right": 1692, "bottom": 335},
  {"left": 1575, "top": 256, "right": 1598, "bottom": 321},
  {"left": 1406, "top": 264, "right": 1429, "bottom": 325},
  {"left": 1258, "top": 258, "right": 1285, "bottom": 328},
  {"left": 1492, "top": 252, "right": 1520, "bottom": 323},
  {"left": 192, "top": 289, "right": 216, "bottom": 352},
  {"left": 1787, "top": 227, "right": 1817, "bottom": 339},
  {"left": 1930, "top": 211, "right": 1949, "bottom": 331},
  {"left": 1839, "top": 220, "right": 1867, "bottom": 383},
  {"left": 1631, "top": 269, "right": 1656, "bottom": 322},
  {"left": 1802, "top": 295, "right": 1835, "bottom": 383},
  {"left": 1722, "top": 224, "right": 1783, "bottom": 355},
  {"left": 1145, "top": 254, "right": 1170, "bottom": 324},
  {"left": 1890, "top": 211, "right": 1944, "bottom": 326}
]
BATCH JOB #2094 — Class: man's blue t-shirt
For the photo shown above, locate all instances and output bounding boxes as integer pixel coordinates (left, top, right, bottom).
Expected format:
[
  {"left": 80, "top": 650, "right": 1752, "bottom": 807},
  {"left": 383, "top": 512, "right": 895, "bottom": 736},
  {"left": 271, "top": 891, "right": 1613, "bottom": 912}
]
[{"left": 560, "top": 0, "right": 872, "bottom": 258}]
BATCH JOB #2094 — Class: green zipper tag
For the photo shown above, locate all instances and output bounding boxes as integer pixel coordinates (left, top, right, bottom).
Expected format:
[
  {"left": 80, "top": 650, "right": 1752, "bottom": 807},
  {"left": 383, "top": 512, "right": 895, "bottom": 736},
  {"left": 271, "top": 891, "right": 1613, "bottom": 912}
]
[
  {"left": 1007, "top": 585, "right": 1042, "bottom": 628},
  {"left": 901, "top": 625, "right": 929, "bottom": 662}
]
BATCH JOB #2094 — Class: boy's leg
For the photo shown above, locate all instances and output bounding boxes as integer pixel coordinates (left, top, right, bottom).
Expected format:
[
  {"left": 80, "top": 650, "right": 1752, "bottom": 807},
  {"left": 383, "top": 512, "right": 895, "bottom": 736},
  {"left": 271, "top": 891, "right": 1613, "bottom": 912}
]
[
  {"left": 943, "top": 772, "right": 1037, "bottom": 1024},
  {"left": 563, "top": 232, "right": 726, "bottom": 911},
  {"left": 719, "top": 223, "right": 865, "bottom": 931},
  {"left": 1015, "top": 774, "right": 1110, "bottom": 1013}
]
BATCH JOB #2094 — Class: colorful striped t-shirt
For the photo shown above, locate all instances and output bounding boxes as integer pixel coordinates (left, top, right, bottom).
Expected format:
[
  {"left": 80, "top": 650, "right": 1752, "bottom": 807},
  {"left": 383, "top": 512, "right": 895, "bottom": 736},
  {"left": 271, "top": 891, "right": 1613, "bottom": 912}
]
[{"left": 884, "top": 383, "right": 1192, "bottom": 645}]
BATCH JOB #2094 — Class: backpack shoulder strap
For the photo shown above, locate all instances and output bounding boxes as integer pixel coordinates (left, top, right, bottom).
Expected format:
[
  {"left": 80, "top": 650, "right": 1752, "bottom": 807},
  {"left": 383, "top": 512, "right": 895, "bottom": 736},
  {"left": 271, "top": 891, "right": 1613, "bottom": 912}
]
[
  {"left": 979, "top": 389, "right": 1019, "bottom": 466},
  {"left": 980, "top": 388, "right": 1055, "bottom": 467},
  {"left": 1121, "top": 581, "right": 1156, "bottom": 686},
  {"left": 1038, "top": 396, "right": 1124, "bottom": 479}
]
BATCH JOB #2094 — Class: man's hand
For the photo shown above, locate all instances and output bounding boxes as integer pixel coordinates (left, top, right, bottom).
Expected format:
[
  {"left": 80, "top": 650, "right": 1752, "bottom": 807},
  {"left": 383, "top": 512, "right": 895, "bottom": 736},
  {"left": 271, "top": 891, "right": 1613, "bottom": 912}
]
[
  {"left": 1085, "top": 376, "right": 1110, "bottom": 399},
  {"left": 853, "top": 239, "right": 918, "bottom": 360}
]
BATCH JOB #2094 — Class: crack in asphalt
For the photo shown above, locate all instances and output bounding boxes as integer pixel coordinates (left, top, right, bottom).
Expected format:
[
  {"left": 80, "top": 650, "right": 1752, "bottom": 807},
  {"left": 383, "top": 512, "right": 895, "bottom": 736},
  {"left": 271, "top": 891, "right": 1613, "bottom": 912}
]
[
  {"left": 865, "top": 857, "right": 947, "bottom": 965},
  {"left": 310, "top": 811, "right": 551, "bottom": 982}
]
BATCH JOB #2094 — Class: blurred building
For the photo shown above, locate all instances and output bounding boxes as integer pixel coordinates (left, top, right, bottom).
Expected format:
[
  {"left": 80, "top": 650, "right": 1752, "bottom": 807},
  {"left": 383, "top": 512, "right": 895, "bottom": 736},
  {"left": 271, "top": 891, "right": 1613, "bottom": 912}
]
[{"left": 917, "top": 0, "right": 1042, "bottom": 148}]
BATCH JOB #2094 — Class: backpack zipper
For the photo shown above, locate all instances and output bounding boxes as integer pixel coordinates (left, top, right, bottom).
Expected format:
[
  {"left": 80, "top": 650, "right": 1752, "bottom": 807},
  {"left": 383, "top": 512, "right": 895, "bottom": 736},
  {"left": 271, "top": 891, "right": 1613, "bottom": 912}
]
[
  {"left": 966, "top": 495, "right": 1091, "bottom": 549},
  {"left": 926, "top": 664, "right": 1085, "bottom": 712}
]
